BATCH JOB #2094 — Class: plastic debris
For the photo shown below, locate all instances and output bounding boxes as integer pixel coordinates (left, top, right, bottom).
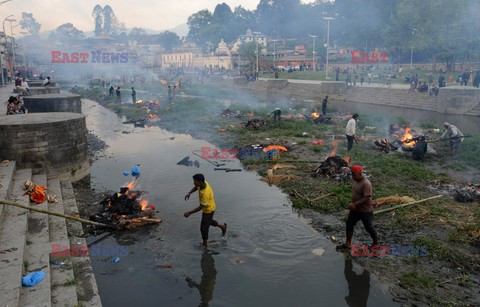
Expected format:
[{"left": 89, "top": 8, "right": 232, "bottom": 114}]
[
  {"left": 312, "top": 248, "right": 325, "bottom": 256},
  {"left": 50, "top": 260, "right": 65, "bottom": 266},
  {"left": 123, "top": 171, "right": 130, "bottom": 176},
  {"left": 131, "top": 166, "right": 140, "bottom": 177},
  {"left": 312, "top": 139, "right": 324, "bottom": 145},
  {"left": 22, "top": 271, "right": 46, "bottom": 287},
  {"left": 112, "top": 257, "right": 121, "bottom": 263}
]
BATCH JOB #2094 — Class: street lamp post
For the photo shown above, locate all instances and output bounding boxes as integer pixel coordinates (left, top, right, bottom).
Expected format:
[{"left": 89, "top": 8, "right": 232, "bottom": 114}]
[
  {"left": 256, "top": 39, "right": 259, "bottom": 78},
  {"left": 410, "top": 28, "right": 417, "bottom": 70},
  {"left": 271, "top": 39, "right": 280, "bottom": 69},
  {"left": 8, "top": 19, "right": 17, "bottom": 71},
  {"left": 308, "top": 34, "right": 317, "bottom": 71},
  {"left": 322, "top": 17, "right": 334, "bottom": 79}
]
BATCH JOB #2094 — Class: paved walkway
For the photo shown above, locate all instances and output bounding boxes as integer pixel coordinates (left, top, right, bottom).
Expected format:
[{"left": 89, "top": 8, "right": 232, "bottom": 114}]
[{"left": 0, "top": 83, "right": 14, "bottom": 108}]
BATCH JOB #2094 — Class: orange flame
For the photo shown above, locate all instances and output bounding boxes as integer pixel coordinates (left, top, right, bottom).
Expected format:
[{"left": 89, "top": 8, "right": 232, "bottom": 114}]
[
  {"left": 135, "top": 99, "right": 143, "bottom": 104},
  {"left": 344, "top": 156, "right": 351, "bottom": 164},
  {"left": 311, "top": 112, "right": 320, "bottom": 119},
  {"left": 401, "top": 128, "right": 415, "bottom": 146},
  {"left": 330, "top": 140, "right": 338, "bottom": 157},
  {"left": 139, "top": 199, "right": 148, "bottom": 211},
  {"left": 148, "top": 114, "right": 158, "bottom": 120}
]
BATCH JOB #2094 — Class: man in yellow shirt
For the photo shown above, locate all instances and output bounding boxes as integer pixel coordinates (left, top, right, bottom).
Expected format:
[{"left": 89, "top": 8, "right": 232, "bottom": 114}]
[{"left": 184, "top": 174, "right": 227, "bottom": 248}]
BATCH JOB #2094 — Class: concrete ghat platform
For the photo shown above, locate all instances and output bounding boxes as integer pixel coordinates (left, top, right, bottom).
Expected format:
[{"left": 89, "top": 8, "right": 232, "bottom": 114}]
[
  {"left": 14, "top": 87, "right": 60, "bottom": 95},
  {"left": 0, "top": 113, "right": 89, "bottom": 180},
  {"left": 27, "top": 81, "right": 57, "bottom": 87},
  {"left": 23, "top": 93, "right": 82, "bottom": 113}
]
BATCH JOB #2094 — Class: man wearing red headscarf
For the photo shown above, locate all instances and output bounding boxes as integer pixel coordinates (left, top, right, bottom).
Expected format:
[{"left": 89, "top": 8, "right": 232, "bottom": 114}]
[{"left": 342, "top": 165, "right": 378, "bottom": 249}]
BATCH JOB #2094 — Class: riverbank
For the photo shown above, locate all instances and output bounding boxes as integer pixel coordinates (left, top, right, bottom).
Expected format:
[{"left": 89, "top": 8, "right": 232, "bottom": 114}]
[{"left": 73, "top": 82, "right": 480, "bottom": 306}]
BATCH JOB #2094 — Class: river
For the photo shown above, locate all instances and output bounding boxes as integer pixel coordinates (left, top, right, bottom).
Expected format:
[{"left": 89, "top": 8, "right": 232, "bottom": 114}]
[{"left": 81, "top": 99, "right": 396, "bottom": 306}]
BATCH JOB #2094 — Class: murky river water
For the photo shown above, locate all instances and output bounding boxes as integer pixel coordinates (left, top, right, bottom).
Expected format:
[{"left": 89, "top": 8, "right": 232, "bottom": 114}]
[{"left": 82, "top": 99, "right": 396, "bottom": 306}]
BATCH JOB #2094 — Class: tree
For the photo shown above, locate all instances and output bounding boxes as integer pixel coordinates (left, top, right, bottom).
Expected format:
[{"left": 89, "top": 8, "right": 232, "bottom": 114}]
[
  {"left": 49, "top": 23, "right": 84, "bottom": 43},
  {"left": 187, "top": 9, "right": 213, "bottom": 44},
  {"left": 92, "top": 4, "right": 103, "bottom": 36},
  {"left": 238, "top": 41, "right": 264, "bottom": 65},
  {"left": 213, "top": 3, "right": 233, "bottom": 25},
  {"left": 129, "top": 27, "right": 148, "bottom": 43},
  {"left": 19, "top": 12, "right": 41, "bottom": 36},
  {"left": 155, "top": 31, "right": 181, "bottom": 52},
  {"left": 103, "top": 5, "right": 114, "bottom": 35}
]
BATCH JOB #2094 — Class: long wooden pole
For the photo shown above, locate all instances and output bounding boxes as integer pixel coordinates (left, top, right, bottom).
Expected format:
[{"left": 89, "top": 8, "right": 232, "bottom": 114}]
[
  {"left": 0, "top": 199, "right": 115, "bottom": 229},
  {"left": 373, "top": 195, "right": 443, "bottom": 215}
]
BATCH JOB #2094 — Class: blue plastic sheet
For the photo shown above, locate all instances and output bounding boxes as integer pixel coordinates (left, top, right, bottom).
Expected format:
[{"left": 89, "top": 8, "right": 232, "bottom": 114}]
[
  {"left": 123, "top": 170, "right": 130, "bottom": 176},
  {"left": 22, "top": 271, "right": 45, "bottom": 287}
]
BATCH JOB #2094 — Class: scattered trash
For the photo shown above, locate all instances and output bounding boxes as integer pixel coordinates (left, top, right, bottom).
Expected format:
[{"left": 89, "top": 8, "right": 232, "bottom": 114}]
[
  {"left": 111, "top": 257, "right": 121, "bottom": 263},
  {"left": 49, "top": 260, "right": 65, "bottom": 266},
  {"left": 331, "top": 236, "right": 337, "bottom": 242},
  {"left": 229, "top": 256, "right": 246, "bottom": 265},
  {"left": 312, "top": 248, "right": 325, "bottom": 256},
  {"left": 302, "top": 132, "right": 308, "bottom": 136},
  {"left": 123, "top": 171, "right": 130, "bottom": 176},
  {"left": 177, "top": 156, "right": 199, "bottom": 167},
  {"left": 131, "top": 166, "right": 141, "bottom": 177},
  {"left": 263, "top": 145, "right": 288, "bottom": 153},
  {"left": 311, "top": 139, "right": 324, "bottom": 145},
  {"left": 22, "top": 271, "right": 46, "bottom": 287}
]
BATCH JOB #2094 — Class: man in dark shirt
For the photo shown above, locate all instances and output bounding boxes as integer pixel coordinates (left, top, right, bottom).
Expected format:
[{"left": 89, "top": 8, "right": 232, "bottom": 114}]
[
  {"left": 322, "top": 96, "right": 328, "bottom": 116},
  {"left": 343, "top": 165, "right": 378, "bottom": 249}
]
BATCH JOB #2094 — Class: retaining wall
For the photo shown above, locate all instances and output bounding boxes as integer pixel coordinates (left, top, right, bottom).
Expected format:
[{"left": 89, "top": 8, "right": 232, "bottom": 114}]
[
  {"left": 23, "top": 93, "right": 82, "bottom": 113},
  {"left": 0, "top": 113, "right": 89, "bottom": 180}
]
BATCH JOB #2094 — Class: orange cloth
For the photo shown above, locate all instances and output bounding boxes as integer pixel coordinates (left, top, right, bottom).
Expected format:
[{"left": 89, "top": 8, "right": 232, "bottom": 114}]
[
  {"left": 263, "top": 145, "right": 288, "bottom": 152},
  {"left": 24, "top": 185, "right": 48, "bottom": 204}
]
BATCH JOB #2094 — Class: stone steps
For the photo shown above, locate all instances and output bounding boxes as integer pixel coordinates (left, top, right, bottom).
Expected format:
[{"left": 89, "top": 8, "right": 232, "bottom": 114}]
[
  {"left": 0, "top": 168, "right": 32, "bottom": 306},
  {"left": 0, "top": 165, "right": 101, "bottom": 306},
  {"left": 47, "top": 177, "right": 79, "bottom": 306},
  {"left": 61, "top": 181, "right": 102, "bottom": 306},
  {"left": 20, "top": 174, "right": 52, "bottom": 307},
  {"left": 0, "top": 161, "right": 16, "bottom": 220}
]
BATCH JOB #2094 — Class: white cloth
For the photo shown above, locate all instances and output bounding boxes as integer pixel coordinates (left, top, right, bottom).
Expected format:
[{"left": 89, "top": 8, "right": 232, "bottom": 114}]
[
  {"left": 441, "top": 124, "right": 464, "bottom": 141},
  {"left": 346, "top": 118, "right": 356, "bottom": 136},
  {"left": 21, "top": 81, "right": 29, "bottom": 89},
  {"left": 43, "top": 79, "right": 50, "bottom": 86}
]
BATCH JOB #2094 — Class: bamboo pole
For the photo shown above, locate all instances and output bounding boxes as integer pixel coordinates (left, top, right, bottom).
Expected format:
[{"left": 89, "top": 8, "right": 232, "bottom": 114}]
[
  {"left": 0, "top": 199, "right": 115, "bottom": 229},
  {"left": 373, "top": 195, "right": 443, "bottom": 215}
]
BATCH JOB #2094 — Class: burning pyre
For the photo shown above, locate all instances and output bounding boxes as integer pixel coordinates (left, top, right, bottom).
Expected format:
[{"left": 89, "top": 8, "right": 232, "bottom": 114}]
[
  {"left": 428, "top": 182, "right": 480, "bottom": 203},
  {"left": 314, "top": 140, "right": 352, "bottom": 181},
  {"left": 90, "top": 179, "right": 161, "bottom": 231}
]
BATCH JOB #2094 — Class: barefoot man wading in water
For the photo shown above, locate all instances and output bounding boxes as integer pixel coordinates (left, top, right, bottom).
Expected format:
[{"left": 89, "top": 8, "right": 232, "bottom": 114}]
[
  {"left": 340, "top": 165, "right": 378, "bottom": 250},
  {"left": 184, "top": 174, "right": 227, "bottom": 248}
]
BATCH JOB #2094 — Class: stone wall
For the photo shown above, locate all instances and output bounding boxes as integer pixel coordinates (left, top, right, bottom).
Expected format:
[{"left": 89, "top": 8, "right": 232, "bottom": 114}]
[
  {"left": 226, "top": 78, "right": 480, "bottom": 116},
  {"left": 27, "top": 81, "right": 57, "bottom": 87},
  {"left": 23, "top": 93, "right": 82, "bottom": 113},
  {"left": 14, "top": 87, "right": 60, "bottom": 95},
  {"left": 0, "top": 113, "right": 89, "bottom": 180}
]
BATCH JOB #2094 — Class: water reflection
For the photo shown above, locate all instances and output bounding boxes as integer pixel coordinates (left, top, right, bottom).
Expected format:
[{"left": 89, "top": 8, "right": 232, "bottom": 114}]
[
  {"left": 344, "top": 256, "right": 370, "bottom": 307},
  {"left": 186, "top": 252, "right": 217, "bottom": 307}
]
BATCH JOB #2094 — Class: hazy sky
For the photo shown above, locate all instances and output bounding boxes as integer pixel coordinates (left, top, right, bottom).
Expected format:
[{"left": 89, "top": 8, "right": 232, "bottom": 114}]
[{"left": 0, "top": 0, "right": 314, "bottom": 35}]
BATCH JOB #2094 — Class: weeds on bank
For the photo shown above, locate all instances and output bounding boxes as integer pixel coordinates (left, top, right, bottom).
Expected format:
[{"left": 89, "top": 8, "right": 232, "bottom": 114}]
[
  {"left": 400, "top": 271, "right": 435, "bottom": 289},
  {"left": 414, "top": 236, "right": 466, "bottom": 264}
]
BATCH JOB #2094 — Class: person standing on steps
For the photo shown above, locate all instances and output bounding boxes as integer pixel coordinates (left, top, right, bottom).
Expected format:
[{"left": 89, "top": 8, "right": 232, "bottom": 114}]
[
  {"left": 338, "top": 165, "right": 378, "bottom": 250},
  {"left": 184, "top": 174, "right": 227, "bottom": 248}
]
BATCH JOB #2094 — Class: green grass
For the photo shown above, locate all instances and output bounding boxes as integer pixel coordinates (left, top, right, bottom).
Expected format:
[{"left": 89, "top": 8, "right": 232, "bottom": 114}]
[
  {"left": 414, "top": 236, "right": 465, "bottom": 264},
  {"left": 52, "top": 279, "right": 76, "bottom": 290},
  {"left": 400, "top": 271, "right": 435, "bottom": 289}
]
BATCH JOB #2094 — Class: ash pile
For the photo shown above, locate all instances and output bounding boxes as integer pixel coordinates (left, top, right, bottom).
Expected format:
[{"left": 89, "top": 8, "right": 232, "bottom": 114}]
[
  {"left": 428, "top": 182, "right": 480, "bottom": 203},
  {"left": 314, "top": 155, "right": 352, "bottom": 182},
  {"left": 221, "top": 108, "right": 244, "bottom": 118},
  {"left": 242, "top": 119, "right": 266, "bottom": 129}
]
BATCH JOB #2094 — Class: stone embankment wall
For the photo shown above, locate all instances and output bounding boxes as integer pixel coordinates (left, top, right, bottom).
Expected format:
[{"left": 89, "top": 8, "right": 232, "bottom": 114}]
[
  {"left": 0, "top": 113, "right": 89, "bottom": 180},
  {"left": 224, "top": 78, "right": 480, "bottom": 116},
  {"left": 23, "top": 93, "right": 82, "bottom": 113}
]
